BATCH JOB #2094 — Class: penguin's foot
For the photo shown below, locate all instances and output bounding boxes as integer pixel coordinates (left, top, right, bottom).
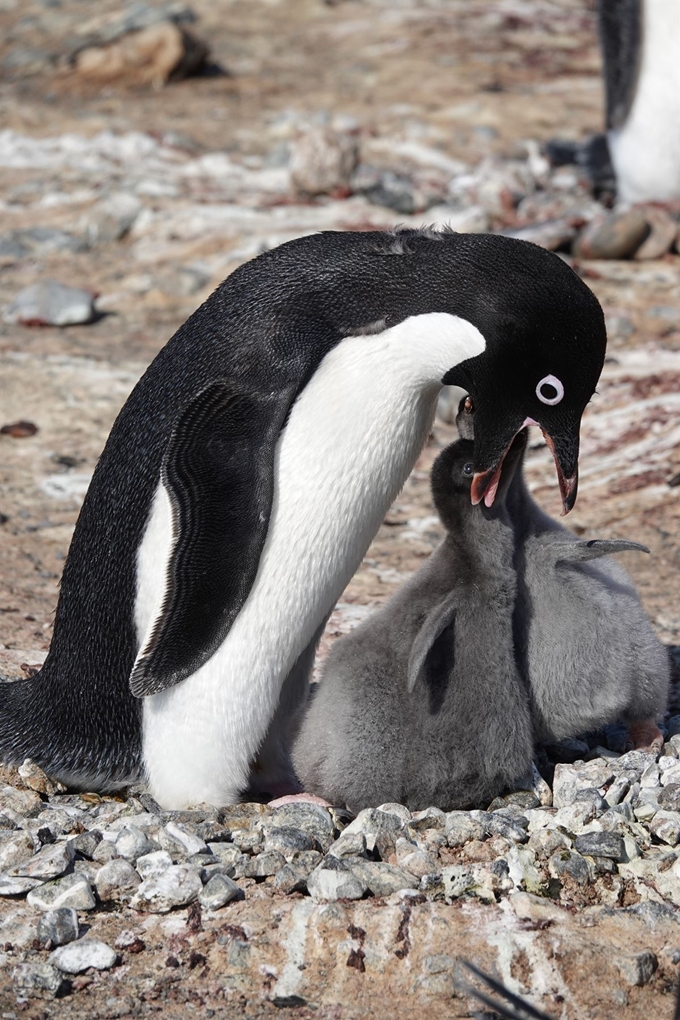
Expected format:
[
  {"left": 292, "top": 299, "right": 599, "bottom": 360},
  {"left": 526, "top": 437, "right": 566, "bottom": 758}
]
[
  {"left": 625, "top": 719, "right": 664, "bottom": 754},
  {"left": 267, "top": 792, "right": 335, "bottom": 808}
]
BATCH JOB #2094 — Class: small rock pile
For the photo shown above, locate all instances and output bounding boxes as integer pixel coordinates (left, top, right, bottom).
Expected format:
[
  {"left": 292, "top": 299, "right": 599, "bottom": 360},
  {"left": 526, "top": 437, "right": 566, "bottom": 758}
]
[{"left": 2, "top": 717, "right": 680, "bottom": 1002}]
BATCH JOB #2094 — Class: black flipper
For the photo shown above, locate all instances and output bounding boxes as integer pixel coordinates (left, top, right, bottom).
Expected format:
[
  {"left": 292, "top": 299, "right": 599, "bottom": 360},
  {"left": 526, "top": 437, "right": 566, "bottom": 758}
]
[
  {"left": 130, "top": 380, "right": 297, "bottom": 697},
  {"left": 406, "top": 593, "right": 457, "bottom": 693},
  {"left": 459, "top": 960, "right": 554, "bottom": 1020},
  {"left": 598, "top": 0, "right": 642, "bottom": 129}
]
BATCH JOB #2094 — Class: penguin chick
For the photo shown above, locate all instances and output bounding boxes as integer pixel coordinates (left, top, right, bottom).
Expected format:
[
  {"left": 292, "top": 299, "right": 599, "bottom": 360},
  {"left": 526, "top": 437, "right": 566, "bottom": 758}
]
[
  {"left": 457, "top": 398, "right": 669, "bottom": 750},
  {"left": 293, "top": 435, "right": 533, "bottom": 813}
]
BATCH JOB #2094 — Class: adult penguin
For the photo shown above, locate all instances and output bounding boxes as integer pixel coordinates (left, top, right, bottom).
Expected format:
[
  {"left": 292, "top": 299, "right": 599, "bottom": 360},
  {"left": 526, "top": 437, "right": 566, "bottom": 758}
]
[
  {"left": 0, "top": 229, "right": 606, "bottom": 809},
  {"left": 598, "top": 0, "right": 680, "bottom": 204}
]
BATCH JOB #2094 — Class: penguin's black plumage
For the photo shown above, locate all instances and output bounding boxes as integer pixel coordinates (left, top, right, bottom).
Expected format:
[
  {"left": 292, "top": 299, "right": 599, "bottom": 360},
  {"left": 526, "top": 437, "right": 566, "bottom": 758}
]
[{"left": 0, "top": 229, "right": 606, "bottom": 808}]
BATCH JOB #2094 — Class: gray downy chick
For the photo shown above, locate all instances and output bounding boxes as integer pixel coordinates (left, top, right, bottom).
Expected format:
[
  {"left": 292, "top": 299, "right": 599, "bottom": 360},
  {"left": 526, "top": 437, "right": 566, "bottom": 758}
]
[
  {"left": 292, "top": 435, "right": 533, "bottom": 813},
  {"left": 457, "top": 397, "right": 669, "bottom": 750}
]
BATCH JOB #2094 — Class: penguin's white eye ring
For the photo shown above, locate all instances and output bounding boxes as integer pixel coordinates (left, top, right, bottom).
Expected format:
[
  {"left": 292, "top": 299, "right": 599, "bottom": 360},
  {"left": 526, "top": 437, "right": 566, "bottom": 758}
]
[{"left": 536, "top": 374, "right": 564, "bottom": 406}]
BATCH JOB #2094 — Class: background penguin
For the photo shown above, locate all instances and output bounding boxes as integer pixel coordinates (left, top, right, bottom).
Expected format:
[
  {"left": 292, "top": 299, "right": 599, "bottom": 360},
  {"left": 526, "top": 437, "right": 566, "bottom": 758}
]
[
  {"left": 457, "top": 399, "right": 669, "bottom": 750},
  {"left": 292, "top": 434, "right": 534, "bottom": 813},
  {"left": 0, "top": 229, "right": 606, "bottom": 810},
  {"left": 598, "top": 0, "right": 680, "bottom": 204}
]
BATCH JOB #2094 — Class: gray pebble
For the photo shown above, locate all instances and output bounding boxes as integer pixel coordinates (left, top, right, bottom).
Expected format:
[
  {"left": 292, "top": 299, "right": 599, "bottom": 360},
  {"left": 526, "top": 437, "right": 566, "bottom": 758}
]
[
  {"left": 263, "top": 826, "right": 318, "bottom": 858},
  {"left": 326, "top": 830, "right": 367, "bottom": 859},
  {"left": 269, "top": 803, "right": 335, "bottom": 851},
  {"left": 0, "top": 783, "right": 43, "bottom": 817},
  {"left": 274, "top": 849, "right": 323, "bottom": 893},
  {"left": 199, "top": 872, "right": 242, "bottom": 910},
  {"left": 548, "top": 850, "right": 591, "bottom": 885},
  {"left": 344, "top": 858, "right": 420, "bottom": 897},
  {"left": 485, "top": 813, "right": 529, "bottom": 844},
  {"left": 615, "top": 750, "right": 660, "bottom": 774},
  {"left": 650, "top": 811, "right": 680, "bottom": 846},
  {"left": 617, "top": 951, "right": 658, "bottom": 987},
  {"left": 37, "top": 907, "right": 79, "bottom": 947},
  {"left": 307, "top": 857, "right": 367, "bottom": 902},
  {"left": 230, "top": 828, "right": 264, "bottom": 854},
  {"left": 243, "top": 850, "right": 287, "bottom": 878},
  {"left": 552, "top": 763, "right": 615, "bottom": 808},
  {"left": 16, "top": 840, "right": 74, "bottom": 879},
  {"left": 96, "top": 858, "right": 141, "bottom": 902},
  {"left": 445, "top": 811, "right": 485, "bottom": 847},
  {"left": 27, "top": 873, "right": 96, "bottom": 911},
  {"left": 81, "top": 192, "right": 142, "bottom": 243},
  {"left": 91, "top": 839, "right": 119, "bottom": 865},
  {"left": 658, "top": 785, "right": 680, "bottom": 812},
  {"left": 5, "top": 280, "right": 97, "bottom": 327},
  {"left": 12, "top": 961, "right": 65, "bottom": 998},
  {"left": 409, "top": 807, "right": 446, "bottom": 831},
  {"left": 488, "top": 791, "right": 540, "bottom": 811},
  {"left": 573, "top": 208, "right": 650, "bottom": 260},
  {"left": 70, "top": 829, "right": 103, "bottom": 859},
  {"left": 574, "top": 832, "right": 626, "bottom": 861},
  {"left": 50, "top": 938, "right": 117, "bottom": 974},
  {"left": 0, "top": 830, "right": 35, "bottom": 872},
  {"left": 0, "top": 873, "right": 44, "bottom": 896},
  {"left": 573, "top": 788, "right": 608, "bottom": 813},
  {"left": 206, "top": 843, "right": 242, "bottom": 869},
  {"left": 528, "top": 828, "right": 572, "bottom": 857},
  {"left": 23, "top": 227, "right": 87, "bottom": 254}
]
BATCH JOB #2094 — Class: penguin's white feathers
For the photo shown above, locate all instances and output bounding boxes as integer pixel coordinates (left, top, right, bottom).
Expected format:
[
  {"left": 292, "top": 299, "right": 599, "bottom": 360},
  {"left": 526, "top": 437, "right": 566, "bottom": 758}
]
[{"left": 135, "top": 312, "right": 486, "bottom": 807}]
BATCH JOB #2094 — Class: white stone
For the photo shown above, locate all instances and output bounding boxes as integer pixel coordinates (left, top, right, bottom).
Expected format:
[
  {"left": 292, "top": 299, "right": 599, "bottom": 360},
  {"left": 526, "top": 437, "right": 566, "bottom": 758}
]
[
  {"left": 50, "top": 939, "right": 117, "bottom": 974},
  {"left": 130, "top": 864, "right": 202, "bottom": 913},
  {"left": 115, "top": 825, "right": 153, "bottom": 862},
  {"left": 4, "top": 280, "right": 96, "bottom": 327},
  {"left": 136, "top": 849, "right": 173, "bottom": 879},
  {"left": 162, "top": 821, "right": 208, "bottom": 856}
]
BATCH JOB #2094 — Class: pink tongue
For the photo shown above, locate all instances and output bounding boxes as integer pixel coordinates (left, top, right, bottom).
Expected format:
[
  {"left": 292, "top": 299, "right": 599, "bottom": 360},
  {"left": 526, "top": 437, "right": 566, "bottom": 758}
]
[{"left": 484, "top": 478, "right": 500, "bottom": 507}]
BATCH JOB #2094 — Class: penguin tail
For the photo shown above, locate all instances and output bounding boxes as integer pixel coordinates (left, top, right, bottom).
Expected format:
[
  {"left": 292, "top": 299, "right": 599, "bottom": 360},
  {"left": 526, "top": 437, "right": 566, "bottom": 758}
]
[{"left": 0, "top": 669, "right": 141, "bottom": 791}]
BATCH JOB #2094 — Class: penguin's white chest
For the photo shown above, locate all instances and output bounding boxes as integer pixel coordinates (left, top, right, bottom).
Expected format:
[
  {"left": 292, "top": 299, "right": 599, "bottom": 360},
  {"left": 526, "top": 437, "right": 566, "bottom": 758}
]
[{"left": 137, "top": 312, "right": 485, "bottom": 807}]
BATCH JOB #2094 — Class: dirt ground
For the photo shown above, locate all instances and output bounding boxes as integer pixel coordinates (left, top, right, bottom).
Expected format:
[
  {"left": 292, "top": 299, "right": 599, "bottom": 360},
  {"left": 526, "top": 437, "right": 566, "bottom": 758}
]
[{"left": 0, "top": 1, "right": 679, "bottom": 1018}]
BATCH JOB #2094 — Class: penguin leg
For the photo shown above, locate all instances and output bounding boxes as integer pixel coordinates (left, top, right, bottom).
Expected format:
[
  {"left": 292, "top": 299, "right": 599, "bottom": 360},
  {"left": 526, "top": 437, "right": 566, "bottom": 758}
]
[
  {"left": 245, "top": 618, "right": 329, "bottom": 800},
  {"left": 625, "top": 719, "right": 664, "bottom": 753}
]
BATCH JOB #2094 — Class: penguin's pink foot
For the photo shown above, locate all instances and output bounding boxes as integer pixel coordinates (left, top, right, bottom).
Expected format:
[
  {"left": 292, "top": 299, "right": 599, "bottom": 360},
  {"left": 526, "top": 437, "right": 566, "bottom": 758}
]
[
  {"left": 267, "top": 792, "right": 335, "bottom": 808},
  {"left": 625, "top": 720, "right": 664, "bottom": 754}
]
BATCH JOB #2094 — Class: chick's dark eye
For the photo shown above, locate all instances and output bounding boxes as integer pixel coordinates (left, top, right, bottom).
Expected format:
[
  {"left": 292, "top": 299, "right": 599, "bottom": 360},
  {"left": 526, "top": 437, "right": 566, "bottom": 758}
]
[{"left": 462, "top": 462, "right": 473, "bottom": 476}]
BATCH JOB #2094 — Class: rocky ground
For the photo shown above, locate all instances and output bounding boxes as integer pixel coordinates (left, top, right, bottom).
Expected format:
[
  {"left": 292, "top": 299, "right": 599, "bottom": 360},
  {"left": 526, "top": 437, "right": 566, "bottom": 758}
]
[{"left": 1, "top": 0, "right": 680, "bottom": 1017}]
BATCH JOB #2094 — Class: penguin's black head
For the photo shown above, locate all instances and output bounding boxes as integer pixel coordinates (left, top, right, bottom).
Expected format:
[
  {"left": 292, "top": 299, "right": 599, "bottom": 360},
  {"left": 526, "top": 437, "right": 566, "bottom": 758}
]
[
  {"left": 439, "top": 235, "right": 606, "bottom": 515},
  {"left": 432, "top": 432, "right": 527, "bottom": 530}
]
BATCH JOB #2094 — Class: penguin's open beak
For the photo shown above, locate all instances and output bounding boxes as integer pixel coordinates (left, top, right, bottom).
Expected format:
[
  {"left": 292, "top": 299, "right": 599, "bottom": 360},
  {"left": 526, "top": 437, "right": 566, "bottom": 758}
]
[{"left": 471, "top": 417, "right": 578, "bottom": 516}]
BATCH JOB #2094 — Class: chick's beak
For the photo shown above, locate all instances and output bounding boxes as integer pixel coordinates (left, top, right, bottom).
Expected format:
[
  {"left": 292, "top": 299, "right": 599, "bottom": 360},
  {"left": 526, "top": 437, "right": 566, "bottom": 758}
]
[{"left": 471, "top": 416, "right": 578, "bottom": 516}]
